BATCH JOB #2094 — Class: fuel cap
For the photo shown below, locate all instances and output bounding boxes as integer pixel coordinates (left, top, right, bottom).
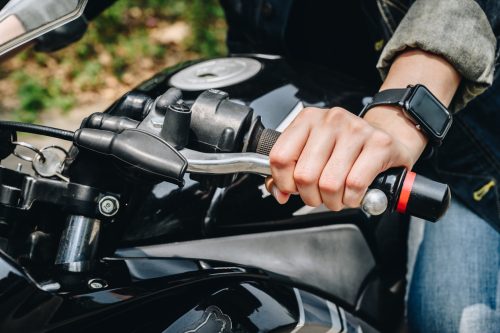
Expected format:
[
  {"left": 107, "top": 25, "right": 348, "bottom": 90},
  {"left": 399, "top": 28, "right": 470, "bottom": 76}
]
[{"left": 169, "top": 57, "right": 262, "bottom": 91}]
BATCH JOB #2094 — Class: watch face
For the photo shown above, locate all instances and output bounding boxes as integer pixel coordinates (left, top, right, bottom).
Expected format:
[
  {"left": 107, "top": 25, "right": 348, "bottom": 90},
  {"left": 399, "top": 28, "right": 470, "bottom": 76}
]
[{"left": 407, "top": 85, "right": 451, "bottom": 138}]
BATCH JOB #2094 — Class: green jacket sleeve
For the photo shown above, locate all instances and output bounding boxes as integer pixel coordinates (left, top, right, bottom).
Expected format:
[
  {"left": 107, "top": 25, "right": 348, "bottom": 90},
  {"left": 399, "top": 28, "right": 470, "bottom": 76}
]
[{"left": 377, "top": 0, "right": 497, "bottom": 111}]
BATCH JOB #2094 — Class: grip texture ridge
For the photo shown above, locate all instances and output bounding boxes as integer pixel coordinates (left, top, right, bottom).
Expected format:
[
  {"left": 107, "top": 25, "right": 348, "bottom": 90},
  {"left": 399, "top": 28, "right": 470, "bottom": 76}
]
[{"left": 256, "top": 129, "right": 281, "bottom": 156}]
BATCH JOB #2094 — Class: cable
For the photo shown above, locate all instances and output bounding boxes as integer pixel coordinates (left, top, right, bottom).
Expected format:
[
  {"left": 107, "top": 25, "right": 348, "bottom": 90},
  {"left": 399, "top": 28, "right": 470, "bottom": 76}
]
[{"left": 0, "top": 121, "right": 74, "bottom": 141}]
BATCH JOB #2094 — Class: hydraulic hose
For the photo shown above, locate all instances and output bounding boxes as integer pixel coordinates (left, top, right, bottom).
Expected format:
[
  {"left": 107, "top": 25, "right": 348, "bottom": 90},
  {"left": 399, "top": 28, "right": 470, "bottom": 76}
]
[{"left": 0, "top": 121, "right": 74, "bottom": 141}]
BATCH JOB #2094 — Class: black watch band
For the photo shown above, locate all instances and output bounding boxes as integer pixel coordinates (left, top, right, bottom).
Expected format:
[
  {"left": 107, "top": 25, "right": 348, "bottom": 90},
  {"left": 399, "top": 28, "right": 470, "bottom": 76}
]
[
  {"left": 359, "top": 88, "right": 412, "bottom": 112},
  {"left": 359, "top": 84, "right": 452, "bottom": 146}
]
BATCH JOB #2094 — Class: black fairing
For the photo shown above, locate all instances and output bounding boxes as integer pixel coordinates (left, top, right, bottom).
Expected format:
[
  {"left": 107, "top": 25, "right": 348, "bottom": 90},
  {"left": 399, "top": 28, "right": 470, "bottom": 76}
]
[{"left": 0, "top": 250, "right": 380, "bottom": 332}]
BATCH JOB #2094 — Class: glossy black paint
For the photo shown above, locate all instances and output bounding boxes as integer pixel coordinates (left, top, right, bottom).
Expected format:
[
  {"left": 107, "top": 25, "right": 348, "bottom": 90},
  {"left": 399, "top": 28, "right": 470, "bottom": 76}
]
[
  {"left": 1, "top": 246, "right": 386, "bottom": 332},
  {"left": 111, "top": 56, "right": 377, "bottom": 243},
  {"left": 0, "top": 56, "right": 406, "bottom": 333},
  {"left": 0, "top": 249, "right": 341, "bottom": 332}
]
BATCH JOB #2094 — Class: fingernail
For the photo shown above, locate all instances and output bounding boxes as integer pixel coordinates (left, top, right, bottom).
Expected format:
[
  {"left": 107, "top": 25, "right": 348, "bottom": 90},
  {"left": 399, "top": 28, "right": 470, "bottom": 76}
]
[{"left": 271, "top": 185, "right": 290, "bottom": 204}]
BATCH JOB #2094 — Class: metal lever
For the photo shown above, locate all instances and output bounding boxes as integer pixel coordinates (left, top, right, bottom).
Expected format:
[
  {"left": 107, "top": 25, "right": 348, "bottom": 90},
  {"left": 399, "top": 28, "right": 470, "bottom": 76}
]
[
  {"left": 182, "top": 149, "right": 271, "bottom": 176},
  {"left": 180, "top": 148, "right": 388, "bottom": 216}
]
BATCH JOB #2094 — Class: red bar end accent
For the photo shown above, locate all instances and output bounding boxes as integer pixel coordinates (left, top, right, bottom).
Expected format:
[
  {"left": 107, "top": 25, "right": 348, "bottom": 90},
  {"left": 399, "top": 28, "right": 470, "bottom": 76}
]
[{"left": 396, "top": 171, "right": 416, "bottom": 214}]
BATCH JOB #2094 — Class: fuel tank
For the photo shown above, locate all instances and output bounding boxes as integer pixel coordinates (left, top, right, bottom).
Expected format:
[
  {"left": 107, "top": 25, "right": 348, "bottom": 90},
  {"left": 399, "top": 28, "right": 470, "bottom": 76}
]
[
  {"left": 111, "top": 55, "right": 378, "bottom": 243},
  {"left": 0, "top": 56, "right": 402, "bottom": 333},
  {"left": 104, "top": 56, "right": 405, "bottom": 331}
]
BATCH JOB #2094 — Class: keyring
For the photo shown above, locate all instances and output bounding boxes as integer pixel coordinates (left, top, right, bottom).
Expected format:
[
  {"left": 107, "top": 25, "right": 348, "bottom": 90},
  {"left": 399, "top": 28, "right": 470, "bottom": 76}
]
[
  {"left": 40, "top": 145, "right": 69, "bottom": 158},
  {"left": 37, "top": 145, "right": 69, "bottom": 166},
  {"left": 12, "top": 141, "right": 45, "bottom": 162}
]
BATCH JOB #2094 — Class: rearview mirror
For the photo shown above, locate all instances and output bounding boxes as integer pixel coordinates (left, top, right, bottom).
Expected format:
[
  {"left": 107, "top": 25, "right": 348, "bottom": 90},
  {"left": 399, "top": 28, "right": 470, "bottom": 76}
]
[{"left": 0, "top": 0, "right": 87, "bottom": 57}]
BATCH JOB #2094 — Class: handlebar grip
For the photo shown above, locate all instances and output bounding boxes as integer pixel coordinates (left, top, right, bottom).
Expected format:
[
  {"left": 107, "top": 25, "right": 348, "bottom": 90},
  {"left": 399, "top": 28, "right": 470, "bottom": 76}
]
[
  {"left": 256, "top": 128, "right": 281, "bottom": 156},
  {"left": 398, "top": 172, "right": 450, "bottom": 222},
  {"left": 249, "top": 127, "right": 450, "bottom": 221}
]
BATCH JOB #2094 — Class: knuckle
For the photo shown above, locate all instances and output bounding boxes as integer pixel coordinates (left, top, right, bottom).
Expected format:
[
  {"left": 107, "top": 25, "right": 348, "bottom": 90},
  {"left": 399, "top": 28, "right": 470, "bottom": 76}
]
[
  {"left": 299, "top": 107, "right": 318, "bottom": 118},
  {"left": 345, "top": 175, "right": 367, "bottom": 192},
  {"left": 325, "top": 107, "right": 345, "bottom": 122},
  {"left": 372, "top": 131, "right": 393, "bottom": 147},
  {"left": 324, "top": 200, "right": 342, "bottom": 212},
  {"left": 349, "top": 119, "right": 366, "bottom": 134},
  {"left": 269, "top": 149, "right": 291, "bottom": 168},
  {"left": 294, "top": 168, "right": 317, "bottom": 186},
  {"left": 319, "top": 177, "right": 342, "bottom": 194}
]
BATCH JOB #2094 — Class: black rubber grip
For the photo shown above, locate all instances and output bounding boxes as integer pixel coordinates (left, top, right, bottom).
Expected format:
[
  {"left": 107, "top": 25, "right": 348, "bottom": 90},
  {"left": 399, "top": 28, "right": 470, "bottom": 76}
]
[
  {"left": 250, "top": 127, "right": 450, "bottom": 221},
  {"left": 256, "top": 128, "right": 281, "bottom": 156},
  {"left": 406, "top": 174, "right": 451, "bottom": 222}
]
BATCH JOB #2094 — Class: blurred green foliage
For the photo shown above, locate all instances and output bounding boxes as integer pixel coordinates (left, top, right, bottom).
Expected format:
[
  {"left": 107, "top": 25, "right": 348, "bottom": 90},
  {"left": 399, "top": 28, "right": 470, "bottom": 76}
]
[
  {"left": 5, "top": 0, "right": 226, "bottom": 122},
  {"left": 13, "top": 72, "right": 76, "bottom": 123}
]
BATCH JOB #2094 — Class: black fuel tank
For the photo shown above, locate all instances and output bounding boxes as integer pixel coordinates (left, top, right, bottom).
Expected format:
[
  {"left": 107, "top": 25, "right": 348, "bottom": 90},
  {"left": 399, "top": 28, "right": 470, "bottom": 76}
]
[{"left": 113, "top": 55, "right": 376, "bottom": 243}]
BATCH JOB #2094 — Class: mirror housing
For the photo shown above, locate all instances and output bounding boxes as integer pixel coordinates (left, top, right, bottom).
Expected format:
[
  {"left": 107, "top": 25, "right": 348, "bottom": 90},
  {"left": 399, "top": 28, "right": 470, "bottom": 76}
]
[{"left": 0, "top": 0, "right": 88, "bottom": 57}]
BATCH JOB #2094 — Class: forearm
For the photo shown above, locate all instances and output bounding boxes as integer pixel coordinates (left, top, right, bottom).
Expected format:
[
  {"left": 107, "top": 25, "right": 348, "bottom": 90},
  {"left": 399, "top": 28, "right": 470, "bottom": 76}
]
[
  {"left": 0, "top": 15, "right": 25, "bottom": 45},
  {"left": 364, "top": 49, "right": 461, "bottom": 166},
  {"left": 377, "top": 0, "right": 495, "bottom": 111}
]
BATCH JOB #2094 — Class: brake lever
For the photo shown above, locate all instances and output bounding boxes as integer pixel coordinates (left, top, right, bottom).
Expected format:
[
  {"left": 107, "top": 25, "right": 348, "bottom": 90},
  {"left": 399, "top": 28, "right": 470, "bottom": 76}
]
[
  {"left": 181, "top": 149, "right": 271, "bottom": 176},
  {"left": 179, "top": 148, "right": 388, "bottom": 216}
]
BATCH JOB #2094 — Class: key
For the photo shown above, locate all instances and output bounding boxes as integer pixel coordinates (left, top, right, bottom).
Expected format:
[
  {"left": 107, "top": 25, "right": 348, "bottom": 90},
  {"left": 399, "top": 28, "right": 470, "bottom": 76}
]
[{"left": 32, "top": 146, "right": 69, "bottom": 182}]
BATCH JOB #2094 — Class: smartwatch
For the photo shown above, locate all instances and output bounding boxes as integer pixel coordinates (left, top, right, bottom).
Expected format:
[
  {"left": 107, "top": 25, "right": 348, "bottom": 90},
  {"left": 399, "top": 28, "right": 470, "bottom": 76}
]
[{"left": 360, "top": 84, "right": 452, "bottom": 146}]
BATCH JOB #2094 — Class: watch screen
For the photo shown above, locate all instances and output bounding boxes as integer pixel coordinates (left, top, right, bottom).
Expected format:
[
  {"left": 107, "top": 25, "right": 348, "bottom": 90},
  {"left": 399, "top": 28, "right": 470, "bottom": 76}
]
[{"left": 408, "top": 86, "right": 450, "bottom": 136}]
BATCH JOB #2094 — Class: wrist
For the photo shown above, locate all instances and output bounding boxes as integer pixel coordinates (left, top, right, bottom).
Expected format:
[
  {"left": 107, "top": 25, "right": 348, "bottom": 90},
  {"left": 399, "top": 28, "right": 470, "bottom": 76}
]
[
  {"left": 363, "top": 105, "right": 428, "bottom": 166},
  {"left": 362, "top": 49, "right": 460, "bottom": 162},
  {"left": 381, "top": 49, "right": 461, "bottom": 107}
]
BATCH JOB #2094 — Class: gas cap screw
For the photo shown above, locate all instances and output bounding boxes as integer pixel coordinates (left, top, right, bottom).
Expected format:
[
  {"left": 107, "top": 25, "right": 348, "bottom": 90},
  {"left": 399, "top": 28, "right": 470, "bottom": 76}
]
[
  {"left": 88, "top": 278, "right": 108, "bottom": 290},
  {"left": 98, "top": 196, "right": 120, "bottom": 217}
]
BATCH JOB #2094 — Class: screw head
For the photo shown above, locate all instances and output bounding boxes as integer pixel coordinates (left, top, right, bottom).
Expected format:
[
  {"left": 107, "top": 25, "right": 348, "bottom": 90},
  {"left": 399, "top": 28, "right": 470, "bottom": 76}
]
[
  {"left": 98, "top": 196, "right": 119, "bottom": 217},
  {"left": 88, "top": 278, "right": 108, "bottom": 290}
]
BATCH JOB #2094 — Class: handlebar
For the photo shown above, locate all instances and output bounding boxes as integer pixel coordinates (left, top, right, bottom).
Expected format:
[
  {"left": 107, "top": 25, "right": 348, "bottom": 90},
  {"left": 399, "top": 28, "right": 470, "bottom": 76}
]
[
  {"left": 73, "top": 87, "right": 450, "bottom": 221},
  {"left": 247, "top": 128, "right": 450, "bottom": 222}
]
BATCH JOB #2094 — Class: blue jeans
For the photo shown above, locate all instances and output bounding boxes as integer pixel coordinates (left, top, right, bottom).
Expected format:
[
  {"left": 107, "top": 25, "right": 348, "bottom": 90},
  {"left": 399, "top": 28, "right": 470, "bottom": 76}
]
[{"left": 407, "top": 198, "right": 500, "bottom": 332}]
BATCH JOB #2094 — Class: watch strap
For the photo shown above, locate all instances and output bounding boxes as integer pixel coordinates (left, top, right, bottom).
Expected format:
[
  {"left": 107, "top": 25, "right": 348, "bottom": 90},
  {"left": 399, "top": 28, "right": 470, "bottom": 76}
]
[
  {"left": 359, "top": 88, "right": 412, "bottom": 117},
  {"left": 359, "top": 85, "right": 450, "bottom": 147}
]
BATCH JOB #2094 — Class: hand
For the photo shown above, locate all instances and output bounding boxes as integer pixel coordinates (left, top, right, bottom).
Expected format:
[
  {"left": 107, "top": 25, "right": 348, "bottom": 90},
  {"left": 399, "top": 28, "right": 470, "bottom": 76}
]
[
  {"left": 266, "top": 106, "right": 426, "bottom": 210},
  {"left": 266, "top": 49, "right": 461, "bottom": 210}
]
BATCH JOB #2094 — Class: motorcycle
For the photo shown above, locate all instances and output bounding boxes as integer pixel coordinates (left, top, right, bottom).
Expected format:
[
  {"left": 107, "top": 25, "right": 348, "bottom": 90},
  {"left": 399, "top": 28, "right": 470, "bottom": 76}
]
[{"left": 0, "top": 1, "right": 451, "bottom": 332}]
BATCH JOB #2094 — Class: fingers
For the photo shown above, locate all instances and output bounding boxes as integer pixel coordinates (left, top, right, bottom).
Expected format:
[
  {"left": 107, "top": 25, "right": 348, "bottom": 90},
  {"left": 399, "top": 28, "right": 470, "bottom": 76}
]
[
  {"left": 265, "top": 177, "right": 290, "bottom": 204},
  {"left": 269, "top": 108, "right": 321, "bottom": 194},
  {"left": 342, "top": 132, "right": 397, "bottom": 207},
  {"left": 293, "top": 126, "right": 337, "bottom": 206},
  {"left": 267, "top": 106, "right": 415, "bottom": 212},
  {"left": 318, "top": 134, "right": 364, "bottom": 211}
]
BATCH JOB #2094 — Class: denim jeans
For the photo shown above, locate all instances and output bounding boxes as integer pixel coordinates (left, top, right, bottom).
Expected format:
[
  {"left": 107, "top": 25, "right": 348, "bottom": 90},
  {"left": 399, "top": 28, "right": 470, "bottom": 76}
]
[
  {"left": 418, "top": 67, "right": 500, "bottom": 230},
  {"left": 406, "top": 64, "right": 500, "bottom": 332},
  {"left": 407, "top": 198, "right": 499, "bottom": 332}
]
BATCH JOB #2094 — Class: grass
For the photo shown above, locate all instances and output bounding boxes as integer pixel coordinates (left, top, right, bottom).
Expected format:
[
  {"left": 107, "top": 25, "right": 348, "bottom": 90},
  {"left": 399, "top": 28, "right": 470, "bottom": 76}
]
[{"left": 0, "top": 0, "right": 227, "bottom": 122}]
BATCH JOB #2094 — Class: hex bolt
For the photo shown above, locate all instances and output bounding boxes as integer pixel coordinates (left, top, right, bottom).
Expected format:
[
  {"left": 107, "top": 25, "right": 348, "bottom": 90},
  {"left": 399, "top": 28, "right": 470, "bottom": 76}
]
[
  {"left": 88, "top": 278, "right": 108, "bottom": 290},
  {"left": 98, "top": 196, "right": 120, "bottom": 217}
]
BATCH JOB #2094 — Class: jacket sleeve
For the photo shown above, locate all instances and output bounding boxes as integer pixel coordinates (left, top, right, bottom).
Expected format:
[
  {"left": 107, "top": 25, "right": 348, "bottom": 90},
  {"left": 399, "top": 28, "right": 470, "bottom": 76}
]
[
  {"left": 12, "top": 0, "right": 79, "bottom": 31},
  {"left": 377, "top": 0, "right": 498, "bottom": 111}
]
